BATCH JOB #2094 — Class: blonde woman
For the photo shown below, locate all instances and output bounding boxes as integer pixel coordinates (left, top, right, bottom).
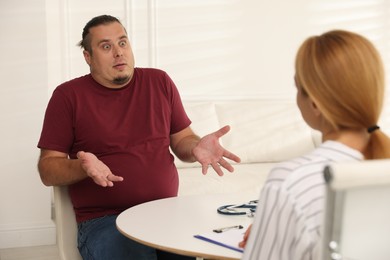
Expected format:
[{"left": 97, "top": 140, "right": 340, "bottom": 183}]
[{"left": 239, "top": 30, "right": 390, "bottom": 260}]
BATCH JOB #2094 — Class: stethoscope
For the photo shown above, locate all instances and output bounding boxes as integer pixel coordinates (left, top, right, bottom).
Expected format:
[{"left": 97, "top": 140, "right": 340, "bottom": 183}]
[{"left": 217, "top": 200, "right": 258, "bottom": 217}]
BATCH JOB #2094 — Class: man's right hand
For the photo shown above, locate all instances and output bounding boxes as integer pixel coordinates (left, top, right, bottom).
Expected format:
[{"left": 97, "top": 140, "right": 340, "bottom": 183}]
[{"left": 77, "top": 151, "right": 124, "bottom": 187}]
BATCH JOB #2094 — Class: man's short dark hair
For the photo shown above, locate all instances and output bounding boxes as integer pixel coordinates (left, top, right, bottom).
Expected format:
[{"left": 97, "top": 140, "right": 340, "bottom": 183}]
[{"left": 78, "top": 15, "right": 123, "bottom": 53}]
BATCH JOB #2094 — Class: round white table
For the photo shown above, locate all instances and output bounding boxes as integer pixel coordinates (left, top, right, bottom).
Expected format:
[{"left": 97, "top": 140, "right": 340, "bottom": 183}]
[{"left": 116, "top": 192, "right": 257, "bottom": 260}]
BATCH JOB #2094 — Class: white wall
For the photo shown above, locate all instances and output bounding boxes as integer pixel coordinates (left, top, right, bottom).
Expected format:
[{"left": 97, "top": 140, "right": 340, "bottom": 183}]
[
  {"left": 0, "top": 0, "right": 54, "bottom": 248},
  {"left": 1, "top": 0, "right": 390, "bottom": 248}
]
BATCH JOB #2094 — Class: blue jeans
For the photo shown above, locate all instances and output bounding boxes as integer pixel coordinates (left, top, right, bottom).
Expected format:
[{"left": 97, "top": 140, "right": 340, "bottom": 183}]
[{"left": 77, "top": 215, "right": 194, "bottom": 260}]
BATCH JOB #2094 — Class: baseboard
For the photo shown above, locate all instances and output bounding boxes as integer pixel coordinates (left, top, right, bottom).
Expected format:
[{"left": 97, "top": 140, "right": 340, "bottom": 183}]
[{"left": 0, "top": 221, "right": 56, "bottom": 249}]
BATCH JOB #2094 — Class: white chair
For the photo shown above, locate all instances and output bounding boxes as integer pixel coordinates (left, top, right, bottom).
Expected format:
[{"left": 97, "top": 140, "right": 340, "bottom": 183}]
[
  {"left": 53, "top": 186, "right": 83, "bottom": 260},
  {"left": 322, "top": 159, "right": 390, "bottom": 260}
]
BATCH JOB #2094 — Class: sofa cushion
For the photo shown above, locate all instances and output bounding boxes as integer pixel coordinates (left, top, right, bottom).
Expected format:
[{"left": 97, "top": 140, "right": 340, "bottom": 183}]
[
  {"left": 215, "top": 100, "right": 316, "bottom": 163},
  {"left": 178, "top": 162, "right": 275, "bottom": 196}
]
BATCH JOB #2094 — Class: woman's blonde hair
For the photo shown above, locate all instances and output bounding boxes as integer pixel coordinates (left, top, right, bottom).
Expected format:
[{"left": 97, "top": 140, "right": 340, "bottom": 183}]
[{"left": 295, "top": 30, "right": 390, "bottom": 159}]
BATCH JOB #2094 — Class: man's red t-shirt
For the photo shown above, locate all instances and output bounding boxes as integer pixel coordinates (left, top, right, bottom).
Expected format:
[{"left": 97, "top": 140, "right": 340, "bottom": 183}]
[{"left": 38, "top": 68, "right": 191, "bottom": 223}]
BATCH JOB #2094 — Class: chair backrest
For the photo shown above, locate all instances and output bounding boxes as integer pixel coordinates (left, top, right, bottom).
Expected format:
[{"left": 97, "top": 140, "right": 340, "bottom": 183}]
[
  {"left": 53, "top": 186, "right": 83, "bottom": 260},
  {"left": 322, "top": 159, "right": 390, "bottom": 260}
]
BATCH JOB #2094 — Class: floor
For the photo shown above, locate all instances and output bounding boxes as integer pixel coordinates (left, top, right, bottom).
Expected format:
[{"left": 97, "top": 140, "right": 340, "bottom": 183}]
[{"left": 0, "top": 245, "right": 60, "bottom": 260}]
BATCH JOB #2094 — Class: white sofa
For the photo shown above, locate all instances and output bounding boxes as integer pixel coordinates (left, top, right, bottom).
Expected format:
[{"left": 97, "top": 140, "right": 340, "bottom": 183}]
[{"left": 176, "top": 99, "right": 322, "bottom": 196}]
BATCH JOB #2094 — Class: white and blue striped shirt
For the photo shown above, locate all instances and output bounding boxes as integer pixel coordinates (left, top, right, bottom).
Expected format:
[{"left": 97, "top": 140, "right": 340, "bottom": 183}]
[{"left": 242, "top": 141, "right": 363, "bottom": 260}]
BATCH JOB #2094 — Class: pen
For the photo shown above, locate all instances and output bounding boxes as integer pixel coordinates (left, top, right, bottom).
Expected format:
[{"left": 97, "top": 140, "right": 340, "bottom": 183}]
[{"left": 213, "top": 225, "right": 243, "bottom": 233}]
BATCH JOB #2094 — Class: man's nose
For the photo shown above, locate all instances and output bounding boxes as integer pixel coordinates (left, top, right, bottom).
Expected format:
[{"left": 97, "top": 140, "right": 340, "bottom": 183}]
[{"left": 113, "top": 46, "right": 123, "bottom": 57}]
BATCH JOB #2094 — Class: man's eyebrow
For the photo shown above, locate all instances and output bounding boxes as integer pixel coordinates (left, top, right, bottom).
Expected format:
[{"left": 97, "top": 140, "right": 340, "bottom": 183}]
[
  {"left": 119, "top": 35, "right": 129, "bottom": 41},
  {"left": 97, "top": 35, "right": 128, "bottom": 45},
  {"left": 97, "top": 39, "right": 110, "bottom": 46}
]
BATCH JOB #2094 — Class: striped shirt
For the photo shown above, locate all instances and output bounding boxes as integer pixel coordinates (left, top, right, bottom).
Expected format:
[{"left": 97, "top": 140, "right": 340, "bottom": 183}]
[{"left": 242, "top": 141, "right": 363, "bottom": 260}]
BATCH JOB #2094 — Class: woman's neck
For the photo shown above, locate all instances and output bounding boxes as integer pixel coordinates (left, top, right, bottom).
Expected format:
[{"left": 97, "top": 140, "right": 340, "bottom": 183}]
[{"left": 322, "top": 128, "right": 369, "bottom": 154}]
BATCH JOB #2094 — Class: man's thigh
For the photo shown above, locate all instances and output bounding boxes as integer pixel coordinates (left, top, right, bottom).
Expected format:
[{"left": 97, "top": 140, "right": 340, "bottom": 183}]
[{"left": 77, "top": 215, "right": 157, "bottom": 260}]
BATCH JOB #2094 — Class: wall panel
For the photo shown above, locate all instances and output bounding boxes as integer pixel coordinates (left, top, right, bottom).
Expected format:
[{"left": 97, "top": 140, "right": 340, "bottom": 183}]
[{"left": 0, "top": 0, "right": 54, "bottom": 248}]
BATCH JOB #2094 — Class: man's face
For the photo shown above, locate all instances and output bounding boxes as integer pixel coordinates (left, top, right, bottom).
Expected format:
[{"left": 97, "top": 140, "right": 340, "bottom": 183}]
[{"left": 83, "top": 22, "right": 135, "bottom": 88}]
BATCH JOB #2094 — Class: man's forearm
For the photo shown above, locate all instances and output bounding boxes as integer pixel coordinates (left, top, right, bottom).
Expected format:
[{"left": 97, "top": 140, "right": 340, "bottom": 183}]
[
  {"left": 38, "top": 156, "right": 87, "bottom": 186},
  {"left": 172, "top": 135, "right": 200, "bottom": 163}
]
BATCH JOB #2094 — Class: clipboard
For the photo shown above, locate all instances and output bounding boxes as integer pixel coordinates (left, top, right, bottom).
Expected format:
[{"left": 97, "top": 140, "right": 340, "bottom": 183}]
[{"left": 194, "top": 224, "right": 247, "bottom": 253}]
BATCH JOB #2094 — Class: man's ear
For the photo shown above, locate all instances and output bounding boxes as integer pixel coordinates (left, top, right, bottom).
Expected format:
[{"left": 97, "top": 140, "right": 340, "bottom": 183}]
[{"left": 83, "top": 50, "right": 91, "bottom": 65}]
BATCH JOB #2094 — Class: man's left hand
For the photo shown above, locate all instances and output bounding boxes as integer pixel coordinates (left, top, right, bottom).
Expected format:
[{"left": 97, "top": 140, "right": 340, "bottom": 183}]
[{"left": 192, "top": 125, "right": 241, "bottom": 176}]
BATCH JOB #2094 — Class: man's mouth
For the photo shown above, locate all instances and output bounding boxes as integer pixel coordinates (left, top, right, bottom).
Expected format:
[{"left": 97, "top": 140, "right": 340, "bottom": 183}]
[{"left": 114, "top": 63, "right": 127, "bottom": 70}]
